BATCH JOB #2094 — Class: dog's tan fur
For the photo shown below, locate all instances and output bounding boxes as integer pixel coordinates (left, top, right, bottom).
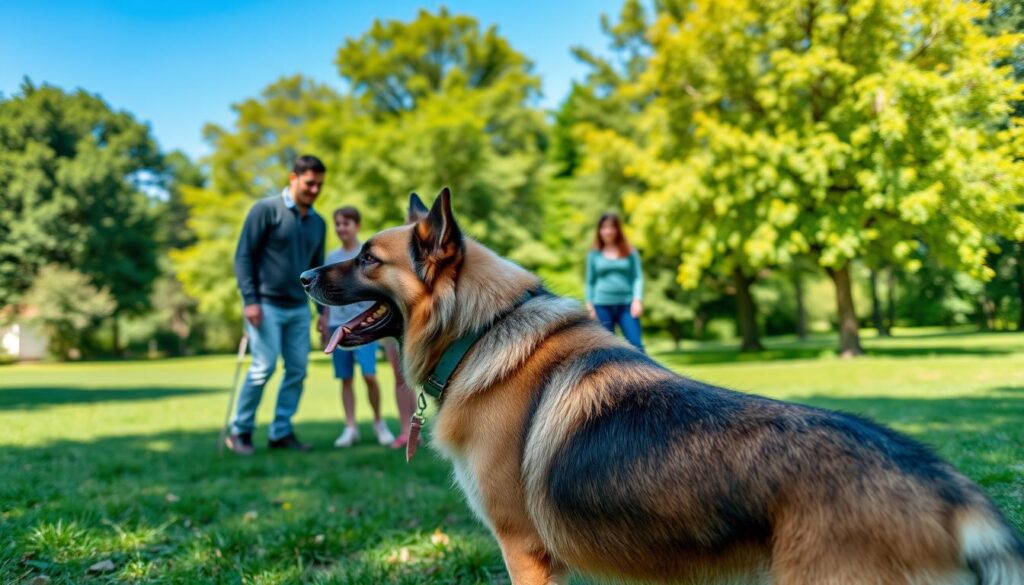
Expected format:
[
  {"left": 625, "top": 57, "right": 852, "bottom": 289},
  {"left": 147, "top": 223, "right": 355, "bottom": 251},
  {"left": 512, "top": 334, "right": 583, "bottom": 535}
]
[{"left": 303, "top": 189, "right": 1024, "bottom": 585}]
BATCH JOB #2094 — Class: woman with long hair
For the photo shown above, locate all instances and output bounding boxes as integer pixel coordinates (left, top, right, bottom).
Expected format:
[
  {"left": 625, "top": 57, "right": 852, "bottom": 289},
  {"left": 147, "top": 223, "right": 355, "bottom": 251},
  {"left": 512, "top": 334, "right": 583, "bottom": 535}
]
[{"left": 585, "top": 213, "right": 644, "bottom": 351}]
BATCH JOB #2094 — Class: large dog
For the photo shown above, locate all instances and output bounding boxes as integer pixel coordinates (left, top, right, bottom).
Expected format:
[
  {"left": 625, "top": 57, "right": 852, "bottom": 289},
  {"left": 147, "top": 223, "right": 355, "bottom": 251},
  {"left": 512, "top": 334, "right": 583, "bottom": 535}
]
[{"left": 301, "top": 189, "right": 1024, "bottom": 585}]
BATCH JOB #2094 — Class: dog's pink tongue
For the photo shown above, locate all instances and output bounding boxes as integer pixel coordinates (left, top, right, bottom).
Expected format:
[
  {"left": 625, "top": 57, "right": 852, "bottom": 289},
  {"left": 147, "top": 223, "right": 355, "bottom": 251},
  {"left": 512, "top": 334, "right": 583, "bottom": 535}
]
[{"left": 324, "top": 326, "right": 346, "bottom": 354}]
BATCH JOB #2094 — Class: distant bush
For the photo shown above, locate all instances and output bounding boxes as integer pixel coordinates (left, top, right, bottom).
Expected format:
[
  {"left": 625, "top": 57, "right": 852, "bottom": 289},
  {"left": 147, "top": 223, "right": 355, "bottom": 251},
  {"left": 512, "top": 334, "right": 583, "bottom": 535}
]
[{"left": 24, "top": 265, "right": 116, "bottom": 360}]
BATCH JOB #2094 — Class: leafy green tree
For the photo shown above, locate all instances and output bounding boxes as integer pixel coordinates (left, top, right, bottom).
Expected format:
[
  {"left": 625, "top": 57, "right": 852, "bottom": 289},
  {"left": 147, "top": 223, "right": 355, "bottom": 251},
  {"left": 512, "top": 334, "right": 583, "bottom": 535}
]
[
  {"left": 581, "top": 0, "right": 1024, "bottom": 356},
  {"left": 330, "top": 7, "right": 548, "bottom": 259},
  {"left": 141, "top": 151, "right": 208, "bottom": 355},
  {"left": 24, "top": 265, "right": 116, "bottom": 359},
  {"left": 981, "top": 0, "right": 1024, "bottom": 330},
  {"left": 155, "top": 150, "right": 205, "bottom": 250},
  {"left": 0, "top": 81, "right": 162, "bottom": 336},
  {"left": 568, "top": 0, "right": 771, "bottom": 349}
]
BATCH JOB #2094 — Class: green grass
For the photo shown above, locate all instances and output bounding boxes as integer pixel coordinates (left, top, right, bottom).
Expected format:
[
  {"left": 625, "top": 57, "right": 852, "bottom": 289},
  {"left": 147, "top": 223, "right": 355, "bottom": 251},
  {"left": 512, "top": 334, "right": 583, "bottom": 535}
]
[{"left": 2, "top": 329, "right": 1022, "bottom": 584}]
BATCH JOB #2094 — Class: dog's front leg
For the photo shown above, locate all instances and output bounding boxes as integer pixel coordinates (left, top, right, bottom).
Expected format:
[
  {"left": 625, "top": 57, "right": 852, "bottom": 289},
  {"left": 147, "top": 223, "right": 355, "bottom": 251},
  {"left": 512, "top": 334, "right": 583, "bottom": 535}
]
[{"left": 496, "top": 532, "right": 567, "bottom": 585}]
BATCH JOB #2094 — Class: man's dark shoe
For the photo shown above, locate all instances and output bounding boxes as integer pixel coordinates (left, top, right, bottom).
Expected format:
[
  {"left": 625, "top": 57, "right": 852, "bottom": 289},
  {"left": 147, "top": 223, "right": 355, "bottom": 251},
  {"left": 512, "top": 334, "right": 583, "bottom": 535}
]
[
  {"left": 225, "top": 432, "right": 255, "bottom": 456},
  {"left": 268, "top": 433, "right": 313, "bottom": 452}
]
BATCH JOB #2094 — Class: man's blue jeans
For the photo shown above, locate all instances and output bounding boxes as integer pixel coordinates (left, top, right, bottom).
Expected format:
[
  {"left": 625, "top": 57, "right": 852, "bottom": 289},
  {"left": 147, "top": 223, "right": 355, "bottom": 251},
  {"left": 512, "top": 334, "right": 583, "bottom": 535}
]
[
  {"left": 594, "top": 303, "right": 644, "bottom": 352},
  {"left": 231, "top": 302, "right": 311, "bottom": 440}
]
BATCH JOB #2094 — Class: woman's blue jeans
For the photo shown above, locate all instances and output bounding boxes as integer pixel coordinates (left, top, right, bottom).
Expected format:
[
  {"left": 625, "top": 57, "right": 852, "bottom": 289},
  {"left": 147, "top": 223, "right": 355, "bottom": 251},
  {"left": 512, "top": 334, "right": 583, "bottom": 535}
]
[{"left": 594, "top": 303, "right": 644, "bottom": 352}]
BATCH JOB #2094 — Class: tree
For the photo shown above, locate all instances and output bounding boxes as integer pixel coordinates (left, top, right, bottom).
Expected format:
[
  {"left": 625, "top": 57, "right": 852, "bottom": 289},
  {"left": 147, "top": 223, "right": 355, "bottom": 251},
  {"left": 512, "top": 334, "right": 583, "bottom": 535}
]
[
  {"left": 570, "top": 0, "right": 772, "bottom": 350},
  {"left": 0, "top": 81, "right": 162, "bottom": 332},
  {"left": 155, "top": 150, "right": 205, "bottom": 251},
  {"left": 981, "top": 0, "right": 1024, "bottom": 330},
  {"left": 579, "top": 0, "right": 1024, "bottom": 356},
  {"left": 146, "top": 151, "right": 207, "bottom": 355},
  {"left": 330, "top": 7, "right": 548, "bottom": 259},
  {"left": 24, "top": 265, "right": 115, "bottom": 359}
]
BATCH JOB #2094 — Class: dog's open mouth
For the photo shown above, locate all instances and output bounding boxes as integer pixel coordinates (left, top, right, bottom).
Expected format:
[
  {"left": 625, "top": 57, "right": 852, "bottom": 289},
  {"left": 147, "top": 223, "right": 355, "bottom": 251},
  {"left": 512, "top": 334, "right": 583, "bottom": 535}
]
[{"left": 324, "top": 301, "right": 397, "bottom": 353}]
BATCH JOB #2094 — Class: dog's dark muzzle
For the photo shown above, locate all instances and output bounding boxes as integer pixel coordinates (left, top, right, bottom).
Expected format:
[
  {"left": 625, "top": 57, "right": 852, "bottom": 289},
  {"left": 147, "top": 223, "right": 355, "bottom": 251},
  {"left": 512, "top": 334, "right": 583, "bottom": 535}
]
[
  {"left": 299, "top": 268, "right": 318, "bottom": 290},
  {"left": 300, "top": 262, "right": 378, "bottom": 308},
  {"left": 300, "top": 266, "right": 336, "bottom": 306}
]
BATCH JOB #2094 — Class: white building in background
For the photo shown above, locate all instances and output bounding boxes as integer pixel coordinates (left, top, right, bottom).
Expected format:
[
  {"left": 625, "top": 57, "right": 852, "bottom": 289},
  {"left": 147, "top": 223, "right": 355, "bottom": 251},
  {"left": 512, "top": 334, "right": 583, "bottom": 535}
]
[{"left": 0, "top": 321, "right": 47, "bottom": 361}]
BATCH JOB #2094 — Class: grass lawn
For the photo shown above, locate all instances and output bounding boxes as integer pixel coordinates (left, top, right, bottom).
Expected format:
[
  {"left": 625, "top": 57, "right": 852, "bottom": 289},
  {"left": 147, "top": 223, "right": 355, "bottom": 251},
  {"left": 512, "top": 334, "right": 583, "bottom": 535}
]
[{"left": 2, "top": 329, "right": 1022, "bottom": 584}]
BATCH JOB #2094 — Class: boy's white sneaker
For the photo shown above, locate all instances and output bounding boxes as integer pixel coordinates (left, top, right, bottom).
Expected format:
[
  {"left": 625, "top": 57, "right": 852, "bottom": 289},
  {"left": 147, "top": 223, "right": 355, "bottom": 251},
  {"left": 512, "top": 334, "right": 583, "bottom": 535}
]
[
  {"left": 373, "top": 421, "right": 395, "bottom": 446},
  {"left": 333, "top": 426, "right": 360, "bottom": 448}
]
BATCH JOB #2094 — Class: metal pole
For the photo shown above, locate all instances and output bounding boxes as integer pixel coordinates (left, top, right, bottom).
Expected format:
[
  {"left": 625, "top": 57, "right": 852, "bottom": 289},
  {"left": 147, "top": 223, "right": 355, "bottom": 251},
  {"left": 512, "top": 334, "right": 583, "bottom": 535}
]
[{"left": 217, "top": 334, "right": 249, "bottom": 456}]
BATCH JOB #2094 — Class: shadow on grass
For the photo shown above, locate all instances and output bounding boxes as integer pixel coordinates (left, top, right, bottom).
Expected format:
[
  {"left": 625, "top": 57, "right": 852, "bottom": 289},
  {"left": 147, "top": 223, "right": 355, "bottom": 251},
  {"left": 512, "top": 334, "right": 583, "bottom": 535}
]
[
  {"left": 2, "top": 391, "right": 1022, "bottom": 584},
  {"left": 653, "top": 338, "right": 1017, "bottom": 366},
  {"left": 0, "top": 386, "right": 220, "bottom": 410},
  {"left": 0, "top": 418, "right": 502, "bottom": 584}
]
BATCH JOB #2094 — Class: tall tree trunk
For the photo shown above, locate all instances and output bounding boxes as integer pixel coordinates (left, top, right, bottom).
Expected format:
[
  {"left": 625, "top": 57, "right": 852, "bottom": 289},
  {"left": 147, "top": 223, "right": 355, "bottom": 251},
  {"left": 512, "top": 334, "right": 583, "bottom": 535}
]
[
  {"left": 1017, "top": 242, "right": 1024, "bottom": 332},
  {"left": 886, "top": 267, "right": 896, "bottom": 334},
  {"left": 170, "top": 306, "right": 190, "bottom": 356},
  {"left": 668, "top": 320, "right": 682, "bottom": 351},
  {"left": 979, "top": 295, "right": 995, "bottom": 331},
  {"left": 793, "top": 270, "right": 808, "bottom": 341},
  {"left": 694, "top": 307, "right": 708, "bottom": 341},
  {"left": 827, "top": 264, "right": 864, "bottom": 357},
  {"left": 869, "top": 268, "right": 890, "bottom": 337},
  {"left": 733, "top": 268, "right": 763, "bottom": 352}
]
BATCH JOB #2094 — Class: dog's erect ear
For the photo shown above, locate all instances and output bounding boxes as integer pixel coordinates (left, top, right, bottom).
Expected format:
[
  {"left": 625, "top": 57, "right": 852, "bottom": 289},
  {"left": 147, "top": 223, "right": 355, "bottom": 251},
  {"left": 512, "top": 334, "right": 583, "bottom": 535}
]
[
  {"left": 412, "top": 187, "right": 462, "bottom": 284},
  {"left": 407, "top": 192, "right": 429, "bottom": 223}
]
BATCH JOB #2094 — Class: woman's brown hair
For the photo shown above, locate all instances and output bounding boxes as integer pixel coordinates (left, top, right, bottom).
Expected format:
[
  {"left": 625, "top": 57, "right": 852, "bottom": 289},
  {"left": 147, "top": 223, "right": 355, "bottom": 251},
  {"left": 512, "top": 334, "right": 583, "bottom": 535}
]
[{"left": 592, "top": 213, "right": 633, "bottom": 257}]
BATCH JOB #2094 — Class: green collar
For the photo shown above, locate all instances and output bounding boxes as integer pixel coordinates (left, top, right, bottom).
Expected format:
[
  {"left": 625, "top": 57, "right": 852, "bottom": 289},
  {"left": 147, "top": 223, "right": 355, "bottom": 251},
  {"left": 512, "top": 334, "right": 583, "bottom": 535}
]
[{"left": 422, "top": 290, "right": 535, "bottom": 400}]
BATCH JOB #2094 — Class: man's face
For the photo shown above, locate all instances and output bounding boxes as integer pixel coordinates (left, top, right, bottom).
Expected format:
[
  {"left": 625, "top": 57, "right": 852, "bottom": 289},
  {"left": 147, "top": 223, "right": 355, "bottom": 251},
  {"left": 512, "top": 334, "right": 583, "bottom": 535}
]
[
  {"left": 289, "top": 170, "right": 325, "bottom": 207},
  {"left": 334, "top": 214, "right": 359, "bottom": 243}
]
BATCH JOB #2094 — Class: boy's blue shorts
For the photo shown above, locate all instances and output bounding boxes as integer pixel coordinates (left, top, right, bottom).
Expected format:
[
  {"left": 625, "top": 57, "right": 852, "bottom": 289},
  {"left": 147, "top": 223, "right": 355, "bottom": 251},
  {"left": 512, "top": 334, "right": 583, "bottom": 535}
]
[{"left": 331, "top": 342, "right": 378, "bottom": 379}]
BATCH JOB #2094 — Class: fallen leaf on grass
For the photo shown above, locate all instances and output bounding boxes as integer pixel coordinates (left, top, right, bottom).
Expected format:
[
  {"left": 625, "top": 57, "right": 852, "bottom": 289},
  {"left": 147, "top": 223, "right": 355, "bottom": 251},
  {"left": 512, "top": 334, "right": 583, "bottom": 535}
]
[
  {"left": 430, "top": 529, "right": 450, "bottom": 547},
  {"left": 88, "top": 559, "right": 115, "bottom": 573},
  {"left": 28, "top": 576, "right": 51, "bottom": 585},
  {"left": 386, "top": 547, "right": 411, "bottom": 564}
]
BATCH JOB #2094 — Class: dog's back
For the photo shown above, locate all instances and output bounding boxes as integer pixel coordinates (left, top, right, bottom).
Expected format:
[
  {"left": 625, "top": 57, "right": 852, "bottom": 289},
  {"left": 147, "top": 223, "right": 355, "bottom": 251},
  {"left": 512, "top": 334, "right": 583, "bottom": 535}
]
[{"left": 514, "top": 317, "right": 1024, "bottom": 583}]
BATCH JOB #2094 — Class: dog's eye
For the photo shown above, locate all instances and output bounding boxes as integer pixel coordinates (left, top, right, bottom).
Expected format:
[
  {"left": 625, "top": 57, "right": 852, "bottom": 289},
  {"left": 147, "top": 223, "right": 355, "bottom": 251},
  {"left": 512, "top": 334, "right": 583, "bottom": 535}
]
[{"left": 359, "top": 252, "right": 379, "bottom": 267}]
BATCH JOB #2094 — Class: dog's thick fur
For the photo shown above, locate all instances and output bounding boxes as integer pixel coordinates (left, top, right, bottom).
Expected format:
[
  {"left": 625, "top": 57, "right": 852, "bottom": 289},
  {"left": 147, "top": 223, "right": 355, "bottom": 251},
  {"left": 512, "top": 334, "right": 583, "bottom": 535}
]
[{"left": 302, "top": 189, "right": 1024, "bottom": 585}]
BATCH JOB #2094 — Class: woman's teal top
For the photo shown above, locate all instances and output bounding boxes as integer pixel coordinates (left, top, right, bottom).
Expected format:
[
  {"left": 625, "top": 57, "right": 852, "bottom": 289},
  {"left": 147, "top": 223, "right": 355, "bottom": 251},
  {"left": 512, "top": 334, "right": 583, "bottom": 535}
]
[{"left": 584, "top": 249, "right": 643, "bottom": 305}]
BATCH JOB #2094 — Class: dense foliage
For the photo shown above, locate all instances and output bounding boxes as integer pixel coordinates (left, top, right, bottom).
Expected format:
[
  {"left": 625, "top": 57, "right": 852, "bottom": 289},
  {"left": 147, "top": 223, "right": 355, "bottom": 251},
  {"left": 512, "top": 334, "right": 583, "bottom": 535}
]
[{"left": 3, "top": 3, "right": 1022, "bottom": 358}]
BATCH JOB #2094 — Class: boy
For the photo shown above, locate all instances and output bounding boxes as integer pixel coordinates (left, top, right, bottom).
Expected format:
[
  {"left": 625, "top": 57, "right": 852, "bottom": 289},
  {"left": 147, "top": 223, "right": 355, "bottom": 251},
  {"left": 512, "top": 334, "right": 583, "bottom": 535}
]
[{"left": 322, "top": 206, "right": 395, "bottom": 447}]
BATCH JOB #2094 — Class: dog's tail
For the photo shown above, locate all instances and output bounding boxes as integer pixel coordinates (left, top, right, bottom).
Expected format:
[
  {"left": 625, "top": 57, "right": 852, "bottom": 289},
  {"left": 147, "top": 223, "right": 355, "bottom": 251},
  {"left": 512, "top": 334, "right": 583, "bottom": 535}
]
[{"left": 958, "top": 504, "right": 1024, "bottom": 585}]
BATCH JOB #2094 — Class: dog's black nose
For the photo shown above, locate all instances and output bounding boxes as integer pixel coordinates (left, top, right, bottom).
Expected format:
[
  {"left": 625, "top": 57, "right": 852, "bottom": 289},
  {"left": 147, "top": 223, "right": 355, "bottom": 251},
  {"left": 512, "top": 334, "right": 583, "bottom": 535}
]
[{"left": 299, "top": 269, "right": 317, "bottom": 288}]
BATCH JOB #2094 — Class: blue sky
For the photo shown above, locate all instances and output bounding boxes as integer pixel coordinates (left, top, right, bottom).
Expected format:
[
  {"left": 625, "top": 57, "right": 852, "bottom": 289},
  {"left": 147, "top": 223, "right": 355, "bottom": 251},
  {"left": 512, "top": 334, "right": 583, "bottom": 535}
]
[{"left": 2, "top": 0, "right": 621, "bottom": 160}]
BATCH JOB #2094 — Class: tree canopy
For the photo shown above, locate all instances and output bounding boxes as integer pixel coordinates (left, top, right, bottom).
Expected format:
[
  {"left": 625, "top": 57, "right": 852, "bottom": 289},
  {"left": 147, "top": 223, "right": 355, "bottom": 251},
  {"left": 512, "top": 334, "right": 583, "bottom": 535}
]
[
  {"left": 577, "top": 0, "right": 1024, "bottom": 354},
  {"left": 0, "top": 81, "right": 162, "bottom": 317}
]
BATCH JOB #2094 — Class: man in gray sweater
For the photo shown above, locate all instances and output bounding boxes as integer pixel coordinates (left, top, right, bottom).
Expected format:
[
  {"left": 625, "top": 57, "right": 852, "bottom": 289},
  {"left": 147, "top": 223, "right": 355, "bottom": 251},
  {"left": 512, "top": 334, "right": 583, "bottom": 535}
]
[{"left": 225, "top": 155, "right": 327, "bottom": 455}]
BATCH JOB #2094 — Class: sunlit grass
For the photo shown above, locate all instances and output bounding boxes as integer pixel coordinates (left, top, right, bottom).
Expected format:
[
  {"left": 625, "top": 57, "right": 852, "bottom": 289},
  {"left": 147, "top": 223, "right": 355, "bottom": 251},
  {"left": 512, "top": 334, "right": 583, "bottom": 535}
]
[{"left": 1, "top": 329, "right": 1021, "bottom": 583}]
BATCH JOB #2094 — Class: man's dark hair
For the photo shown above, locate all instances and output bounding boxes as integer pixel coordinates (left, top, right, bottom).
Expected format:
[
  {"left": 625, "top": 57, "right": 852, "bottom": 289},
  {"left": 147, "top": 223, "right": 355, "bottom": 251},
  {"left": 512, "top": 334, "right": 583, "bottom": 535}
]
[
  {"left": 333, "top": 206, "right": 361, "bottom": 225},
  {"left": 292, "top": 154, "right": 326, "bottom": 175}
]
